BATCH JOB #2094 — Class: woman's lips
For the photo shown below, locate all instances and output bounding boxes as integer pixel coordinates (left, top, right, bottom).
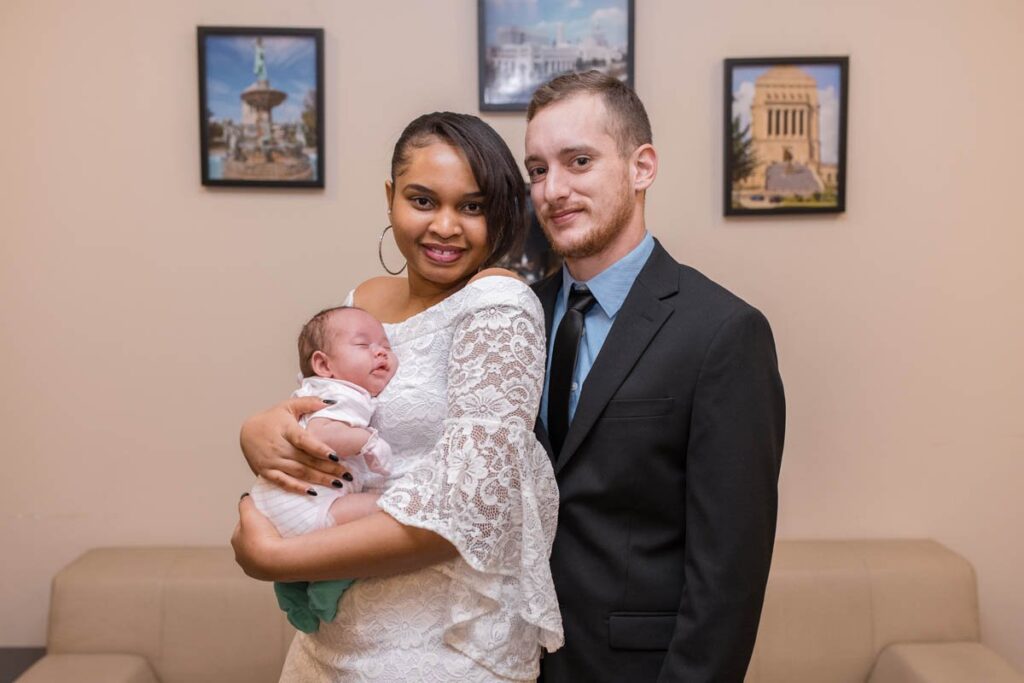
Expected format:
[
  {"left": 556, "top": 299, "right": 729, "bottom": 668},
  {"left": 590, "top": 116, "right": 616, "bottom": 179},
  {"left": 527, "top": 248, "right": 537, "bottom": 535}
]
[{"left": 421, "top": 243, "right": 465, "bottom": 264}]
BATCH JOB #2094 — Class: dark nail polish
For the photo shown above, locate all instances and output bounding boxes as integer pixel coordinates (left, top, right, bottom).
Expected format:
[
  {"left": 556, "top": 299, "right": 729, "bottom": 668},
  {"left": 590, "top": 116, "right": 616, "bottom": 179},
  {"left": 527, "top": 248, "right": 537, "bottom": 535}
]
[
  {"left": 332, "top": 479, "right": 343, "bottom": 488},
  {"left": 306, "top": 488, "right": 318, "bottom": 496},
  {"left": 322, "top": 399, "right": 337, "bottom": 405},
  {"left": 240, "top": 492, "right": 250, "bottom": 500},
  {"left": 328, "top": 453, "right": 340, "bottom": 463},
  {"left": 342, "top": 473, "right": 353, "bottom": 482}
]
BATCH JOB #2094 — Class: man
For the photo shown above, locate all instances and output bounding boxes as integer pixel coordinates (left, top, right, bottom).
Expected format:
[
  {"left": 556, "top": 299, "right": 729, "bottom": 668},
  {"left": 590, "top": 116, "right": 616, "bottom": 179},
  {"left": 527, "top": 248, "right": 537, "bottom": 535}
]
[{"left": 525, "top": 71, "right": 785, "bottom": 682}]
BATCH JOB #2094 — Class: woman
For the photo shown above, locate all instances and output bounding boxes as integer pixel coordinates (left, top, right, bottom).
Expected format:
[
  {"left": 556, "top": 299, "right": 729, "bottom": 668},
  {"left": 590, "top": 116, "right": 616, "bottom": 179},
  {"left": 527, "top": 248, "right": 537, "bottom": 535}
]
[{"left": 232, "top": 112, "right": 563, "bottom": 681}]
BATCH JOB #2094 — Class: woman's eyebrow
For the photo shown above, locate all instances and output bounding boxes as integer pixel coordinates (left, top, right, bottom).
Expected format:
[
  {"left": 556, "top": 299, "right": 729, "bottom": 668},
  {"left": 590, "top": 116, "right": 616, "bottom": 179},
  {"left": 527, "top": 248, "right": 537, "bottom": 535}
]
[{"left": 403, "top": 183, "right": 436, "bottom": 194}]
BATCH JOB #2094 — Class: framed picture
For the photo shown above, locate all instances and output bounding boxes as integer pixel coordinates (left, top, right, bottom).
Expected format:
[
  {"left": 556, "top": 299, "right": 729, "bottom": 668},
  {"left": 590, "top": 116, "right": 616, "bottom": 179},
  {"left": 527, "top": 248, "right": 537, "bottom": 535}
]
[
  {"left": 724, "top": 56, "right": 849, "bottom": 215},
  {"left": 198, "top": 26, "right": 324, "bottom": 188},
  {"left": 478, "top": 0, "right": 634, "bottom": 111},
  {"left": 497, "top": 188, "right": 561, "bottom": 284}
]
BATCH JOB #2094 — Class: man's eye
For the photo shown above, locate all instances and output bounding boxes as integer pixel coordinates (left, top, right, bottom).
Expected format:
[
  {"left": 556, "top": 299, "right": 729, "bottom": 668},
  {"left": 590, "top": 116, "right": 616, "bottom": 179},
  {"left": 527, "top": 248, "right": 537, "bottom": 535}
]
[
  {"left": 527, "top": 167, "right": 546, "bottom": 180},
  {"left": 573, "top": 156, "right": 591, "bottom": 168}
]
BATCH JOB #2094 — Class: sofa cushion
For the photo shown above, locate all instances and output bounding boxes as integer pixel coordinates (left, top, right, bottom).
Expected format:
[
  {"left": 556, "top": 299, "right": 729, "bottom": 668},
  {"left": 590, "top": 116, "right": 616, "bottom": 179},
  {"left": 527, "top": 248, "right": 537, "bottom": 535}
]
[
  {"left": 15, "top": 654, "right": 158, "bottom": 683},
  {"left": 868, "top": 642, "right": 1024, "bottom": 683},
  {"left": 47, "top": 547, "right": 293, "bottom": 683}
]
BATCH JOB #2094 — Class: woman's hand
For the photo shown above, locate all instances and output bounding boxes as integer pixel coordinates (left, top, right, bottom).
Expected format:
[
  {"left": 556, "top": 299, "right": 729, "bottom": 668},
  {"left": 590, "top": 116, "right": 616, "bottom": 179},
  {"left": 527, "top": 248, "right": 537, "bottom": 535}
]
[
  {"left": 239, "top": 396, "right": 348, "bottom": 494},
  {"left": 232, "top": 494, "right": 284, "bottom": 580}
]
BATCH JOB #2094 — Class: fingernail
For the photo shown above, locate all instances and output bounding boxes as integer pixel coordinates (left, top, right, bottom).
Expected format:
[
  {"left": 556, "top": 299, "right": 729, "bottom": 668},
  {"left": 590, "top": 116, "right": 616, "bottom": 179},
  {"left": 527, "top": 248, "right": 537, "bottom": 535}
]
[
  {"left": 332, "top": 479, "right": 343, "bottom": 488},
  {"left": 240, "top": 492, "right": 250, "bottom": 500},
  {"left": 328, "top": 453, "right": 340, "bottom": 463},
  {"left": 342, "top": 473, "right": 353, "bottom": 482},
  {"left": 322, "top": 399, "right": 337, "bottom": 405},
  {"left": 306, "top": 488, "right": 318, "bottom": 496}
]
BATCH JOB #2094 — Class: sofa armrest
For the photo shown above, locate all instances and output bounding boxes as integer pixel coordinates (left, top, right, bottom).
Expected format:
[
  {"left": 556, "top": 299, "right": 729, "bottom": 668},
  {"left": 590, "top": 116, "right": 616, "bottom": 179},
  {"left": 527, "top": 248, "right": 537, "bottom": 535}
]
[
  {"left": 14, "top": 654, "right": 159, "bottom": 683},
  {"left": 869, "top": 642, "right": 1024, "bottom": 683}
]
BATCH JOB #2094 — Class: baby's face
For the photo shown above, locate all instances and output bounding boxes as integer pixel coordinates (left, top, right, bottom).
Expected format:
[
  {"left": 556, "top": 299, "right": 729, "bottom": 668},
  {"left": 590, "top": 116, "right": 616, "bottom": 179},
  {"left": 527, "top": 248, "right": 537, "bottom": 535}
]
[{"left": 316, "top": 309, "right": 397, "bottom": 396}]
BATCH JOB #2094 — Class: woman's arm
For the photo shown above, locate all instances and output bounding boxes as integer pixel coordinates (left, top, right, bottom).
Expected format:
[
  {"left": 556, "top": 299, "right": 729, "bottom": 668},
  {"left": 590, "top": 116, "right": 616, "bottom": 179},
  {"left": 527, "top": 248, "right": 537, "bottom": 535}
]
[
  {"left": 232, "top": 495, "right": 456, "bottom": 581},
  {"left": 240, "top": 396, "right": 350, "bottom": 493}
]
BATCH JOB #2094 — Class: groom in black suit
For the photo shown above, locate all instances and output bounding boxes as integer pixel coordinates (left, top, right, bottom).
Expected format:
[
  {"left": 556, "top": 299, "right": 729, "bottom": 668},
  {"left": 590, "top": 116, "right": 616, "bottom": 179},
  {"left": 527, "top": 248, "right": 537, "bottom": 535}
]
[{"left": 524, "top": 72, "right": 785, "bottom": 682}]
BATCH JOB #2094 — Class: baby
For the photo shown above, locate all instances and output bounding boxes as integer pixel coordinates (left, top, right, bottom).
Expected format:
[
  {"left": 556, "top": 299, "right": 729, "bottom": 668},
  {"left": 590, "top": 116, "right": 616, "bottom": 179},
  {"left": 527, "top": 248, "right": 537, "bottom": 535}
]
[{"left": 250, "top": 305, "right": 397, "bottom": 632}]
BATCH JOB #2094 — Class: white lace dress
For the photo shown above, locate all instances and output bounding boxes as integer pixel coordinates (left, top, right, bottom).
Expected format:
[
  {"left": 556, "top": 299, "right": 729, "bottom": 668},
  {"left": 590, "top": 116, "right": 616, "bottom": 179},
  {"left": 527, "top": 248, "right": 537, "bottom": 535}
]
[{"left": 278, "top": 276, "right": 564, "bottom": 682}]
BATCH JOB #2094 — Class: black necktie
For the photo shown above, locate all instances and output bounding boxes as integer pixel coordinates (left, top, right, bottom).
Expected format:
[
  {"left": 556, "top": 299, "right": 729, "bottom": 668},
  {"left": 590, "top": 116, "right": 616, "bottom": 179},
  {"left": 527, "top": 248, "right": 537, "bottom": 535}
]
[{"left": 548, "top": 285, "right": 597, "bottom": 457}]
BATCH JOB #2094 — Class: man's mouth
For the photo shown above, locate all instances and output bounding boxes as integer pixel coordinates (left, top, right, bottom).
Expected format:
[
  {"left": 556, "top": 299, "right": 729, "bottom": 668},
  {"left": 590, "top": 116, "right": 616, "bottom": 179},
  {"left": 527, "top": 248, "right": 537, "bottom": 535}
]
[
  {"left": 547, "top": 207, "right": 584, "bottom": 226},
  {"left": 421, "top": 243, "right": 465, "bottom": 264}
]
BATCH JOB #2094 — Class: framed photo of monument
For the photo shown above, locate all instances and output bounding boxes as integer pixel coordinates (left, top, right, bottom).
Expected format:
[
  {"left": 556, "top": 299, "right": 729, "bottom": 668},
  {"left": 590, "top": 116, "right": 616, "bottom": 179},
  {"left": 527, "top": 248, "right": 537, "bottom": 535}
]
[
  {"left": 724, "top": 56, "right": 849, "bottom": 216},
  {"left": 197, "top": 26, "right": 324, "bottom": 188},
  {"left": 478, "top": 0, "right": 634, "bottom": 111}
]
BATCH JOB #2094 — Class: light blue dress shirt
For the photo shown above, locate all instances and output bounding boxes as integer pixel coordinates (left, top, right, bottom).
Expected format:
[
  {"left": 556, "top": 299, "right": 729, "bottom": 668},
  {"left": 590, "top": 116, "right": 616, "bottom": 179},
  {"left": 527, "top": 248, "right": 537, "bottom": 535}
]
[{"left": 540, "top": 232, "right": 656, "bottom": 430}]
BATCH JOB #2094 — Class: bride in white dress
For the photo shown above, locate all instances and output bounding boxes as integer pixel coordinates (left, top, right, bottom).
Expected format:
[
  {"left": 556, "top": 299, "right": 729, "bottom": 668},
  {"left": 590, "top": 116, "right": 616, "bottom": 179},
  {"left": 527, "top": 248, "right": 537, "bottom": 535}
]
[{"left": 233, "top": 112, "right": 563, "bottom": 681}]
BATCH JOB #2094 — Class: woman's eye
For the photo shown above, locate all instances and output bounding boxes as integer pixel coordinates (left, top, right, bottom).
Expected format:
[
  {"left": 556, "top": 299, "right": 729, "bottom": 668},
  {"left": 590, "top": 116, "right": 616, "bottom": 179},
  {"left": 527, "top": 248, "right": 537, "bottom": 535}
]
[
  {"left": 463, "top": 202, "right": 483, "bottom": 214},
  {"left": 411, "top": 196, "right": 432, "bottom": 208}
]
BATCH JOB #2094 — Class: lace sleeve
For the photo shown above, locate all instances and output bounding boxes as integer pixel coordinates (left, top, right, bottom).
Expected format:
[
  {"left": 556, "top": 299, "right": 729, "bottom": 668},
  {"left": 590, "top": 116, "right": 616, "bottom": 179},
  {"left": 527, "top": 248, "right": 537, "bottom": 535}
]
[{"left": 377, "top": 278, "right": 563, "bottom": 679}]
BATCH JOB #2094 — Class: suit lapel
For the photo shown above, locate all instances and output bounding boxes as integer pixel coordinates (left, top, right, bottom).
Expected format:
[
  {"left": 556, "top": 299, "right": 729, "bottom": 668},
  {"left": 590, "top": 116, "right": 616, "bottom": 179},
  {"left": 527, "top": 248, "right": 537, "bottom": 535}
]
[
  {"left": 555, "top": 241, "right": 679, "bottom": 474},
  {"left": 532, "top": 272, "right": 561, "bottom": 463},
  {"left": 533, "top": 272, "right": 560, "bottom": 339}
]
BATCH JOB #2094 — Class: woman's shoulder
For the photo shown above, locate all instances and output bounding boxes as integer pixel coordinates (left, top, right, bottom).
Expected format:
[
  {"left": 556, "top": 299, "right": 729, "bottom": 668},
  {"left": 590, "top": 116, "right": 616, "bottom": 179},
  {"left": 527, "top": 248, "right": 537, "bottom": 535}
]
[
  {"left": 352, "top": 276, "right": 406, "bottom": 316},
  {"left": 460, "top": 269, "right": 542, "bottom": 319}
]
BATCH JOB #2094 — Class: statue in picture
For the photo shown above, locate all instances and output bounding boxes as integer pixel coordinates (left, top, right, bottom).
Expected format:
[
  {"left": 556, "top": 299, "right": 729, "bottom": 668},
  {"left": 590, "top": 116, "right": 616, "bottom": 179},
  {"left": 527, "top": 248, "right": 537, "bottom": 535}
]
[{"left": 253, "top": 37, "right": 268, "bottom": 82}]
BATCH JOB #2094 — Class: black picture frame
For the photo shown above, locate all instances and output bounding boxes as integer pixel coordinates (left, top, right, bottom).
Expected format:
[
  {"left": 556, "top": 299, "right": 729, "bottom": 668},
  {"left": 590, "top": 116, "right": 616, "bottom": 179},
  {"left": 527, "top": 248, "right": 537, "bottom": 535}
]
[
  {"left": 724, "top": 56, "right": 849, "bottom": 216},
  {"left": 478, "top": 0, "right": 635, "bottom": 112},
  {"left": 198, "top": 26, "right": 324, "bottom": 188}
]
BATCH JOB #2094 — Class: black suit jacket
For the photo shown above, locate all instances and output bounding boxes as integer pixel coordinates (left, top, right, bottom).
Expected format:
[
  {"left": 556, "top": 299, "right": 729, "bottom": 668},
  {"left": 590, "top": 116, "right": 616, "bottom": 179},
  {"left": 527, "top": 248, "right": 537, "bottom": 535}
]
[{"left": 533, "top": 240, "right": 785, "bottom": 683}]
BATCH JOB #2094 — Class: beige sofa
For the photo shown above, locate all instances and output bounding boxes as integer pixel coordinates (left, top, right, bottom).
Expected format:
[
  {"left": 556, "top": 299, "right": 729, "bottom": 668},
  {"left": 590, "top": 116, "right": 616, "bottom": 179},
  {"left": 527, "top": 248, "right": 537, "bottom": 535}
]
[{"left": 15, "top": 540, "right": 1023, "bottom": 683}]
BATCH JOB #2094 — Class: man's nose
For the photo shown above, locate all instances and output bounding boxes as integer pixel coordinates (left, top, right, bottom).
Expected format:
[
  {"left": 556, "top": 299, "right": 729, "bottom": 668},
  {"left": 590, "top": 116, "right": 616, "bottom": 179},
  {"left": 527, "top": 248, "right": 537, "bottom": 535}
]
[{"left": 543, "top": 168, "right": 570, "bottom": 204}]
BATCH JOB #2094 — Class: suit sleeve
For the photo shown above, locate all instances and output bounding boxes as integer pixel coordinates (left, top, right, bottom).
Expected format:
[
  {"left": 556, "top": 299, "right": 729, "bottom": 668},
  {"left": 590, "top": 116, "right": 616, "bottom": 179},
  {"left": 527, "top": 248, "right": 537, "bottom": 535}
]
[{"left": 657, "top": 306, "right": 785, "bottom": 682}]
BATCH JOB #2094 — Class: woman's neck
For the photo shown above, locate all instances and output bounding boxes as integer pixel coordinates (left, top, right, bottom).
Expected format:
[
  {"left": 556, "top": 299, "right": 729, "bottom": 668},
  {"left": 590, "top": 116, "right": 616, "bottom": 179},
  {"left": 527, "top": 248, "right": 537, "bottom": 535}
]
[{"left": 402, "top": 272, "right": 470, "bottom": 316}]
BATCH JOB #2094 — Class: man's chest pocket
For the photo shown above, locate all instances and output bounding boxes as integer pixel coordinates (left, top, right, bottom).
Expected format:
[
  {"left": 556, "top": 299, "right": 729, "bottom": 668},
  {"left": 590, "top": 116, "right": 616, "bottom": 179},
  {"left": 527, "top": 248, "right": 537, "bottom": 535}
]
[{"left": 600, "top": 397, "right": 675, "bottom": 420}]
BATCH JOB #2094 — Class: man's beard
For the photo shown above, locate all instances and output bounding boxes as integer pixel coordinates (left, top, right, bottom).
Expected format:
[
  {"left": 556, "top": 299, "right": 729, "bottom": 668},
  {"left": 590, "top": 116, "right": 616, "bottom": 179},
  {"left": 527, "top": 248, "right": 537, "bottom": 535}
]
[{"left": 542, "top": 184, "right": 635, "bottom": 260}]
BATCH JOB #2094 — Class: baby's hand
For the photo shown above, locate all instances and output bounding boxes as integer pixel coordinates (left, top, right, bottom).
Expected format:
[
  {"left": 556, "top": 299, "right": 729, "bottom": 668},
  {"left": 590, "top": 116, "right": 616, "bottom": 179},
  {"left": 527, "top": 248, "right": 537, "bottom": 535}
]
[{"left": 360, "top": 429, "right": 393, "bottom": 477}]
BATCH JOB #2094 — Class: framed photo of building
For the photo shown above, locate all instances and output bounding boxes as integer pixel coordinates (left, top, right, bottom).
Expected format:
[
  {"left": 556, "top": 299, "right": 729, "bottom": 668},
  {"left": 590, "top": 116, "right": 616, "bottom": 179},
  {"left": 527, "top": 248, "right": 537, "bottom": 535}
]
[
  {"left": 478, "top": 0, "right": 634, "bottom": 111},
  {"left": 198, "top": 26, "right": 324, "bottom": 188},
  {"left": 724, "top": 56, "right": 849, "bottom": 215}
]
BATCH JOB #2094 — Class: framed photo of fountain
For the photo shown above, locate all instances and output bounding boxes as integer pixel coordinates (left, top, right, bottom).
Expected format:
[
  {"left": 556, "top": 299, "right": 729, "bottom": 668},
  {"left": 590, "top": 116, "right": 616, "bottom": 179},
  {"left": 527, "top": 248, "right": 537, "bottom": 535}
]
[
  {"left": 478, "top": 0, "right": 634, "bottom": 111},
  {"left": 198, "top": 26, "right": 324, "bottom": 188},
  {"left": 724, "top": 56, "right": 849, "bottom": 216}
]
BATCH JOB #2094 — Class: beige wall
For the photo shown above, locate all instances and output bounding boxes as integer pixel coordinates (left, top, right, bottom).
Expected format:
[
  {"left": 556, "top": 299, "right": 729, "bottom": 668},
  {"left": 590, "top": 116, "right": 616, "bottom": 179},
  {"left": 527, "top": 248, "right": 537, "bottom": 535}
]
[{"left": 2, "top": 0, "right": 1022, "bottom": 670}]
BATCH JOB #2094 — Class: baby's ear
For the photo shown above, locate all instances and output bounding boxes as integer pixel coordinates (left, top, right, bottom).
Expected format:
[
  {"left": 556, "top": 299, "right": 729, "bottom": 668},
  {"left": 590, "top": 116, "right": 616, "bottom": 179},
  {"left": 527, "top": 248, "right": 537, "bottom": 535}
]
[{"left": 310, "top": 350, "right": 332, "bottom": 378}]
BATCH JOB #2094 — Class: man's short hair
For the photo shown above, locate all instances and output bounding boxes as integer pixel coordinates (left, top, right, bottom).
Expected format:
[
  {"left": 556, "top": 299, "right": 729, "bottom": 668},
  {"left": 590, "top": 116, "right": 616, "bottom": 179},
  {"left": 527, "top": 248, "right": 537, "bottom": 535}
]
[
  {"left": 527, "top": 70, "right": 652, "bottom": 156},
  {"left": 297, "top": 305, "right": 357, "bottom": 378}
]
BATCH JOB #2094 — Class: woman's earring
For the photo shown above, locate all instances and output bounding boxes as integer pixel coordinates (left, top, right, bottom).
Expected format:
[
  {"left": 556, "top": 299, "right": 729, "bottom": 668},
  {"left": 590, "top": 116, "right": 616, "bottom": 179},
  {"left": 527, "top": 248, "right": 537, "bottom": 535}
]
[{"left": 378, "top": 225, "right": 407, "bottom": 275}]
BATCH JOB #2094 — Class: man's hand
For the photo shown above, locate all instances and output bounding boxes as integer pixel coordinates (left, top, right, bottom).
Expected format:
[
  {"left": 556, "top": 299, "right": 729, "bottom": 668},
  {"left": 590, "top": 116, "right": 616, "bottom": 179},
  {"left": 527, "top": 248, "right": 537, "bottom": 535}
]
[
  {"left": 239, "top": 397, "right": 348, "bottom": 494},
  {"left": 232, "top": 494, "right": 284, "bottom": 580}
]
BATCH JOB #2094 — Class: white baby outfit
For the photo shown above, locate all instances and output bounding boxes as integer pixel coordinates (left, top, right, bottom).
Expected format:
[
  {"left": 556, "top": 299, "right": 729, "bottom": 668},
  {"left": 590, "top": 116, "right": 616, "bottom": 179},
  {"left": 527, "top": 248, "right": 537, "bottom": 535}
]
[{"left": 250, "top": 377, "right": 392, "bottom": 538}]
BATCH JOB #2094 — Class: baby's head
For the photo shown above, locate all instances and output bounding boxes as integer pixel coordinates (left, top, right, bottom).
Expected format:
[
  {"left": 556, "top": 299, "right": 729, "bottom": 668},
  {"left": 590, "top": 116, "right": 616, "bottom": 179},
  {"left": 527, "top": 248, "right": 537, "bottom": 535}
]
[{"left": 297, "top": 306, "right": 397, "bottom": 396}]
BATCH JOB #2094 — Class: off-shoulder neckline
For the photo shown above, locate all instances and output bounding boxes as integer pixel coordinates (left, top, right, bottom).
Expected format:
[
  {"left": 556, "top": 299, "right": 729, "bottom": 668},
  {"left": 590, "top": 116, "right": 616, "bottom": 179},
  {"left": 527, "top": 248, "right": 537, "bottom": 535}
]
[{"left": 349, "top": 275, "right": 526, "bottom": 329}]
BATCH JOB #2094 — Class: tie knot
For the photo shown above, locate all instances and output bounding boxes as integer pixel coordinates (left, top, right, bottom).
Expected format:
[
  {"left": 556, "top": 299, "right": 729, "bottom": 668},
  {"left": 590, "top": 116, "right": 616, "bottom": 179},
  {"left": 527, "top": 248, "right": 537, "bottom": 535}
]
[{"left": 567, "top": 285, "right": 596, "bottom": 314}]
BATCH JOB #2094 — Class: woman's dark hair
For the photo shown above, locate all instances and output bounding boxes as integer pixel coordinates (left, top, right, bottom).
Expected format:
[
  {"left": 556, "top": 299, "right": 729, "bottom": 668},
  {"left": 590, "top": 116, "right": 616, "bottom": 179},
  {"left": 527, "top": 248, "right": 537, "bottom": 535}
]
[{"left": 390, "top": 112, "right": 526, "bottom": 268}]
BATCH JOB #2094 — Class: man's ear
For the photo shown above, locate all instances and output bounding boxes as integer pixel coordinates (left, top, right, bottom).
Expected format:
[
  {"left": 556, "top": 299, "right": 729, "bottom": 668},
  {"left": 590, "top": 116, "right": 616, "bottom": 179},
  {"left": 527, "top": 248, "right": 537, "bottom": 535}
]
[
  {"left": 310, "top": 350, "right": 332, "bottom": 378},
  {"left": 631, "top": 143, "right": 658, "bottom": 192}
]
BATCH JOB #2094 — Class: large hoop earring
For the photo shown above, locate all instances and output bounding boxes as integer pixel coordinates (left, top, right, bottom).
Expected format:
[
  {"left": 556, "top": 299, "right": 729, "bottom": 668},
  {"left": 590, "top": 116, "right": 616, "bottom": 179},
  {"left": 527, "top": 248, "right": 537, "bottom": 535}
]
[{"left": 378, "top": 225, "right": 406, "bottom": 275}]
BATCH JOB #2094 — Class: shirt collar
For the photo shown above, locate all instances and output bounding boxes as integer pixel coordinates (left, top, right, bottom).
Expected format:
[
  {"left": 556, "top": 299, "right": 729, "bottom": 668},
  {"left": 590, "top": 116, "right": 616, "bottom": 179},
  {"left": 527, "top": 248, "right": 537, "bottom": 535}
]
[{"left": 559, "top": 232, "right": 655, "bottom": 318}]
